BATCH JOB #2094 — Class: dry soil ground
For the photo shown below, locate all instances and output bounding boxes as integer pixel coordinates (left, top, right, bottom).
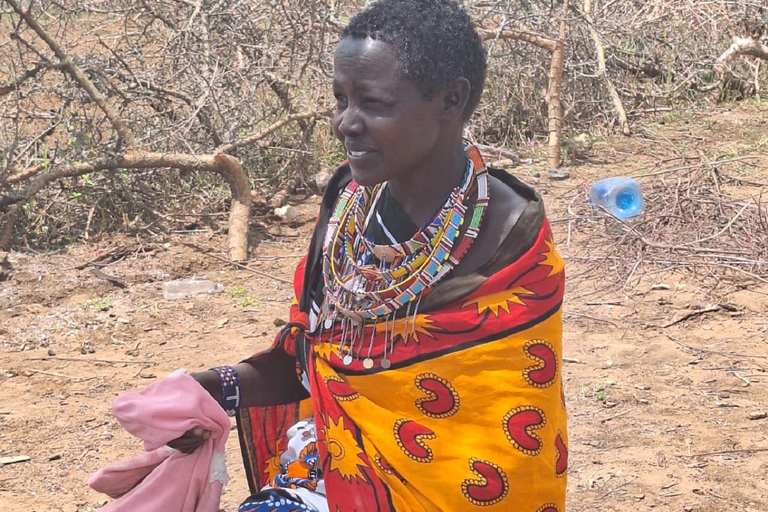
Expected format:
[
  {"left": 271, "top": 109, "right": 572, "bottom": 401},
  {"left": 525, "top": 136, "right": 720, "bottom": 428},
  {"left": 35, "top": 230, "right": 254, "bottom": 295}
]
[{"left": 1, "top": 104, "right": 767, "bottom": 511}]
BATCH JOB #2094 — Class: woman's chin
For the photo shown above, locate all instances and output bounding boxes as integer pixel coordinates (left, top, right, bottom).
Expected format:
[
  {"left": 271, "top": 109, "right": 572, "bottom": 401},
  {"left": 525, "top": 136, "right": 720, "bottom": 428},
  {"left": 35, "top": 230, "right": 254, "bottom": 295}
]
[{"left": 349, "top": 167, "right": 383, "bottom": 188}]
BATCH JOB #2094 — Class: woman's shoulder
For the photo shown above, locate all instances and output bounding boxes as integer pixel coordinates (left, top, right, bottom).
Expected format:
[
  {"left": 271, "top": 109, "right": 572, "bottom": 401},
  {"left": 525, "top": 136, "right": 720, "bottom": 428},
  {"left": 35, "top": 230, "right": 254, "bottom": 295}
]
[
  {"left": 486, "top": 171, "right": 533, "bottom": 230},
  {"left": 451, "top": 170, "right": 541, "bottom": 277}
]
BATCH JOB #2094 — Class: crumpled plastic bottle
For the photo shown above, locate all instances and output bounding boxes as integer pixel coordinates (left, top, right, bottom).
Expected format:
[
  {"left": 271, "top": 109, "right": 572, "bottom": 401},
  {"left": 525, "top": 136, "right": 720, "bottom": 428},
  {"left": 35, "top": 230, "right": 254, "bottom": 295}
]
[{"left": 162, "top": 279, "right": 224, "bottom": 300}]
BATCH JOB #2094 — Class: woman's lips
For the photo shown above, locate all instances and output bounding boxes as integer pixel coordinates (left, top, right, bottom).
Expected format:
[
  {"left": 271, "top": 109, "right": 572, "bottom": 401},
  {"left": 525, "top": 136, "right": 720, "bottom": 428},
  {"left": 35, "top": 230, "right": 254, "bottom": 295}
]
[{"left": 347, "top": 150, "right": 370, "bottom": 158}]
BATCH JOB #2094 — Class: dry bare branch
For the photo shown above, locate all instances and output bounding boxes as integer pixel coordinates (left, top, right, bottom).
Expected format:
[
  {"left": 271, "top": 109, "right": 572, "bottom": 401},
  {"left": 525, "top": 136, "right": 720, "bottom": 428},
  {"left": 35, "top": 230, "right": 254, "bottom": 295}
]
[
  {"left": 217, "top": 109, "right": 331, "bottom": 154},
  {"left": 715, "top": 36, "right": 768, "bottom": 74},
  {"left": 5, "top": 0, "right": 135, "bottom": 148},
  {"left": 2, "top": 0, "right": 767, "bottom": 254},
  {"left": 0, "top": 63, "right": 47, "bottom": 97},
  {"left": 0, "top": 151, "right": 251, "bottom": 259},
  {"left": 583, "top": 0, "right": 630, "bottom": 135},
  {"left": 478, "top": 27, "right": 557, "bottom": 53}
]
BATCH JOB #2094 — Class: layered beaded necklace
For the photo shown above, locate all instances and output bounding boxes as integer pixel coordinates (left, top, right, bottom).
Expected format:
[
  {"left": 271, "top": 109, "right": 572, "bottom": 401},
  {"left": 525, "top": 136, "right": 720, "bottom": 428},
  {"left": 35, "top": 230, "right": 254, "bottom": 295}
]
[{"left": 320, "top": 141, "right": 489, "bottom": 367}]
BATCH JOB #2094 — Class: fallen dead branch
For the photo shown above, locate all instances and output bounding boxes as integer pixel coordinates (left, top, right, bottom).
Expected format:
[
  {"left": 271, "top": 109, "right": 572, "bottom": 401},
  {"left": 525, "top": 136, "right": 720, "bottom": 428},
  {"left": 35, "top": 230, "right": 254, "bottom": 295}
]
[
  {"left": 665, "top": 335, "right": 768, "bottom": 361},
  {"left": 661, "top": 306, "right": 721, "bottom": 328},
  {"left": 69, "top": 248, "right": 128, "bottom": 271},
  {"left": 28, "top": 369, "right": 79, "bottom": 379},
  {"left": 475, "top": 144, "right": 521, "bottom": 165},
  {"left": 268, "top": 178, "right": 301, "bottom": 210},
  {"left": 26, "top": 356, "right": 158, "bottom": 365},
  {"left": 478, "top": 27, "right": 556, "bottom": 53},
  {"left": 1, "top": 152, "right": 252, "bottom": 260},
  {"left": 91, "top": 267, "right": 127, "bottom": 288},
  {"left": 711, "top": 35, "right": 768, "bottom": 96},
  {"left": 715, "top": 37, "right": 768, "bottom": 74},
  {"left": 689, "top": 447, "right": 768, "bottom": 458},
  {"left": 563, "top": 310, "right": 619, "bottom": 327},
  {"left": 217, "top": 110, "right": 330, "bottom": 155},
  {"left": 0, "top": 456, "right": 30, "bottom": 466}
]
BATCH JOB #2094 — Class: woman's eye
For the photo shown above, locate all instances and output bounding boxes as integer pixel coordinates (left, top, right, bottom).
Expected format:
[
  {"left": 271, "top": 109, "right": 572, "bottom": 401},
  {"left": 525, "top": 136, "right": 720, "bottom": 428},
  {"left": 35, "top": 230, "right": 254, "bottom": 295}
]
[
  {"left": 334, "top": 94, "right": 347, "bottom": 108},
  {"left": 364, "top": 98, "right": 386, "bottom": 107}
]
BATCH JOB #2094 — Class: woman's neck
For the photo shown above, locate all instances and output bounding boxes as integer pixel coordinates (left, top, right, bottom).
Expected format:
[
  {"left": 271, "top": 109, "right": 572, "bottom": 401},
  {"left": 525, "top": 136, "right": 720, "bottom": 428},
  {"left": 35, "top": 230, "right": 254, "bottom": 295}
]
[{"left": 385, "top": 139, "right": 467, "bottom": 228}]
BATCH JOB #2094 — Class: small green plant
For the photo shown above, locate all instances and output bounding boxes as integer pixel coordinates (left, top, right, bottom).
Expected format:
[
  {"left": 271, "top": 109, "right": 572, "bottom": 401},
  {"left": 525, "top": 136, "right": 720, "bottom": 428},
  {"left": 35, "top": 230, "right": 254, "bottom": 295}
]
[
  {"left": 237, "top": 296, "right": 262, "bottom": 307},
  {"left": 661, "top": 111, "right": 677, "bottom": 124},
  {"left": 718, "top": 143, "right": 753, "bottom": 160},
  {"left": 700, "top": 70, "right": 716, "bottom": 85},
  {"left": 79, "top": 296, "right": 114, "bottom": 312},
  {"left": 41, "top": 143, "right": 49, "bottom": 170},
  {"left": 747, "top": 94, "right": 763, "bottom": 108},
  {"left": 579, "top": 382, "right": 610, "bottom": 402},
  {"left": 593, "top": 384, "right": 607, "bottom": 402},
  {"left": 227, "top": 285, "right": 246, "bottom": 297}
]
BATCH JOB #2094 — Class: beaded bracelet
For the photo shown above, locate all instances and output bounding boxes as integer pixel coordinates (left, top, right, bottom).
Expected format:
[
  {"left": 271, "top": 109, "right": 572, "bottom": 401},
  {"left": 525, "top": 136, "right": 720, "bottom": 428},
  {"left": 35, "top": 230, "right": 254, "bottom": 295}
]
[{"left": 210, "top": 365, "right": 241, "bottom": 417}]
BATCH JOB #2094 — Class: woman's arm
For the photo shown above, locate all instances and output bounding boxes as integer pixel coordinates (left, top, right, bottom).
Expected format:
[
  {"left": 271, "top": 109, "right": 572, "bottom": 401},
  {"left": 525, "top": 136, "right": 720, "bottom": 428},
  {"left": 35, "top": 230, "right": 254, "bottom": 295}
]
[
  {"left": 192, "top": 346, "right": 309, "bottom": 409},
  {"left": 169, "top": 346, "right": 309, "bottom": 454}
]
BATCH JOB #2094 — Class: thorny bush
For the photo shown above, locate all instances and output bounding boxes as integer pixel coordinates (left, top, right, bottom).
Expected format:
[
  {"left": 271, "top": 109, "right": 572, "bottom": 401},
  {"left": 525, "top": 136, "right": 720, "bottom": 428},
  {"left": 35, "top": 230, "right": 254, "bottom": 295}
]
[{"left": 0, "top": 0, "right": 766, "bottom": 248}]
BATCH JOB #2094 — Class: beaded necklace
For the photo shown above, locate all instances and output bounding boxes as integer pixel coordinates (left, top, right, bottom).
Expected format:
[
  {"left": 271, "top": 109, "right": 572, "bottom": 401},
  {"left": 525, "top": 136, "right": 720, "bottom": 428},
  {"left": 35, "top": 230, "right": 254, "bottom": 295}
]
[{"left": 321, "top": 142, "right": 490, "bottom": 367}]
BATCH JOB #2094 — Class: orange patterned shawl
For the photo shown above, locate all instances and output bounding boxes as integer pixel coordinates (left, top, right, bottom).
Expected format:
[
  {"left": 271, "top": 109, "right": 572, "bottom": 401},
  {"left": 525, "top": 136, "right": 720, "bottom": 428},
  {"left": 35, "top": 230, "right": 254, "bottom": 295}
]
[{"left": 237, "top": 171, "right": 567, "bottom": 512}]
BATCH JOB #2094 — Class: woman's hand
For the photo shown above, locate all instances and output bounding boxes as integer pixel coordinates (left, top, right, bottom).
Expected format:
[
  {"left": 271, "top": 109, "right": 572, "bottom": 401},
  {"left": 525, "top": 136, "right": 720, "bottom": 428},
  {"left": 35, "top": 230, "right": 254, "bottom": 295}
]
[
  {"left": 163, "top": 370, "right": 222, "bottom": 454},
  {"left": 167, "top": 426, "right": 210, "bottom": 454}
]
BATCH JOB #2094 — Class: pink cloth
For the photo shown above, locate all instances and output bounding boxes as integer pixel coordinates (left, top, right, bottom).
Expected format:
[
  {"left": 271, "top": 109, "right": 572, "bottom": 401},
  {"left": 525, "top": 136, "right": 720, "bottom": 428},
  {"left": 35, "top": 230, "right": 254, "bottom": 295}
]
[{"left": 88, "top": 372, "right": 230, "bottom": 512}]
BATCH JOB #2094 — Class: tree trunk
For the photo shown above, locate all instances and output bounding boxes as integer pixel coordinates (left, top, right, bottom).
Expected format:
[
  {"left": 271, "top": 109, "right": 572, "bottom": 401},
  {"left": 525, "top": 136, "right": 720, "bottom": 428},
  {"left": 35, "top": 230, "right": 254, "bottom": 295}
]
[
  {"left": 212, "top": 153, "right": 252, "bottom": 262},
  {"left": 0, "top": 206, "right": 20, "bottom": 251},
  {"left": 547, "top": 0, "right": 569, "bottom": 169}
]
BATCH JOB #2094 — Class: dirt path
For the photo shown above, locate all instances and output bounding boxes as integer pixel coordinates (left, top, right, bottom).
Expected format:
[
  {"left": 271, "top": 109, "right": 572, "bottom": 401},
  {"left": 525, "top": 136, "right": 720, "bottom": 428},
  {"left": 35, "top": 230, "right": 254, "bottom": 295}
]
[{"left": 1, "top": 105, "right": 767, "bottom": 511}]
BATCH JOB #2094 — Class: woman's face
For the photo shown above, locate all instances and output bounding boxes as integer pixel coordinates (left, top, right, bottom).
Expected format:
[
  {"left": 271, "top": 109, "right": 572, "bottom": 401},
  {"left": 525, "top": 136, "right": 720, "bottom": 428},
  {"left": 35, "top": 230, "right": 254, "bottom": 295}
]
[{"left": 332, "top": 38, "right": 446, "bottom": 188}]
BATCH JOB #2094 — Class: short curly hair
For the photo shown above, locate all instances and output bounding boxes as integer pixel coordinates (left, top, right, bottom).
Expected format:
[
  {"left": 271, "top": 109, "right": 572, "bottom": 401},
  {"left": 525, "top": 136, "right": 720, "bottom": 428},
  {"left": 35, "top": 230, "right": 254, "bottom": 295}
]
[{"left": 342, "top": 0, "right": 487, "bottom": 119}]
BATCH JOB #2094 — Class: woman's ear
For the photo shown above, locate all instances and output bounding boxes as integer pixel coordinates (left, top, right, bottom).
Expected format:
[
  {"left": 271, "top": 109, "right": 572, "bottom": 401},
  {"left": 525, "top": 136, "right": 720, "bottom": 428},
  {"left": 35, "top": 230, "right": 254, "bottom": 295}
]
[{"left": 440, "top": 77, "right": 471, "bottom": 121}]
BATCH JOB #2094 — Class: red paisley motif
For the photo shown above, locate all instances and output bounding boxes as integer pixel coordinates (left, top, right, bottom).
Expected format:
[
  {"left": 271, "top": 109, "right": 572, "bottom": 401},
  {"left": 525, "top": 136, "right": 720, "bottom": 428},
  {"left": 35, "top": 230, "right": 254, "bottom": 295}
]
[
  {"left": 460, "top": 458, "right": 509, "bottom": 507},
  {"left": 414, "top": 373, "right": 460, "bottom": 419},
  {"left": 325, "top": 376, "right": 361, "bottom": 402},
  {"left": 535, "top": 505, "right": 560, "bottom": 512},
  {"left": 374, "top": 454, "right": 407, "bottom": 485},
  {"left": 523, "top": 339, "right": 557, "bottom": 388},
  {"left": 554, "top": 432, "right": 568, "bottom": 477},
  {"left": 393, "top": 419, "right": 436, "bottom": 463},
  {"left": 502, "top": 405, "right": 547, "bottom": 456},
  {"left": 374, "top": 453, "right": 395, "bottom": 475}
]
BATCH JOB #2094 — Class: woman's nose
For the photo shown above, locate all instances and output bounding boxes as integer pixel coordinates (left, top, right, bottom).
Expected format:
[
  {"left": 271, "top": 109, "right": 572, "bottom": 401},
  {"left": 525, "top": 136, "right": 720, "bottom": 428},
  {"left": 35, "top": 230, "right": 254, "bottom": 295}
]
[{"left": 334, "top": 107, "right": 364, "bottom": 138}]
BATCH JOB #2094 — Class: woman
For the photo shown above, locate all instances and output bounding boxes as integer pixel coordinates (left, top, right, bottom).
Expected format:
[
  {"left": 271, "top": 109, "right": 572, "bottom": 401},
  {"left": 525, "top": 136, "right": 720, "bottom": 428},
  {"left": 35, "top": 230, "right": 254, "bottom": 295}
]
[{"left": 176, "top": 0, "right": 567, "bottom": 510}]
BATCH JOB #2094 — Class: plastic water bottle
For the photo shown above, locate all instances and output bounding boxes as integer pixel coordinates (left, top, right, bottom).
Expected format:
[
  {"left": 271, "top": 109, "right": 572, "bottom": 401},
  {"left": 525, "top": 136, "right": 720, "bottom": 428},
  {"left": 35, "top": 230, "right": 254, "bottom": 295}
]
[
  {"left": 588, "top": 177, "right": 644, "bottom": 220},
  {"left": 163, "top": 279, "right": 224, "bottom": 299}
]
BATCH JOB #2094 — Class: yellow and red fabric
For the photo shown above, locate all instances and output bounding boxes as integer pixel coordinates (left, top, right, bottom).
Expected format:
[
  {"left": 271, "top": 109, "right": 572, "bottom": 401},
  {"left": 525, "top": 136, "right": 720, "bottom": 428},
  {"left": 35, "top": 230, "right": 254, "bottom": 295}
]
[{"left": 238, "top": 216, "right": 567, "bottom": 511}]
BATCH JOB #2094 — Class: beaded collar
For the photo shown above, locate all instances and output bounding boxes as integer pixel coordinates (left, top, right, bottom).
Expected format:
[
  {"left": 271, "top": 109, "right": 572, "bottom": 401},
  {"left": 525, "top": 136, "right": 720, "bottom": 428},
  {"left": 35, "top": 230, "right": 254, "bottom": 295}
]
[{"left": 322, "top": 141, "right": 490, "bottom": 330}]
